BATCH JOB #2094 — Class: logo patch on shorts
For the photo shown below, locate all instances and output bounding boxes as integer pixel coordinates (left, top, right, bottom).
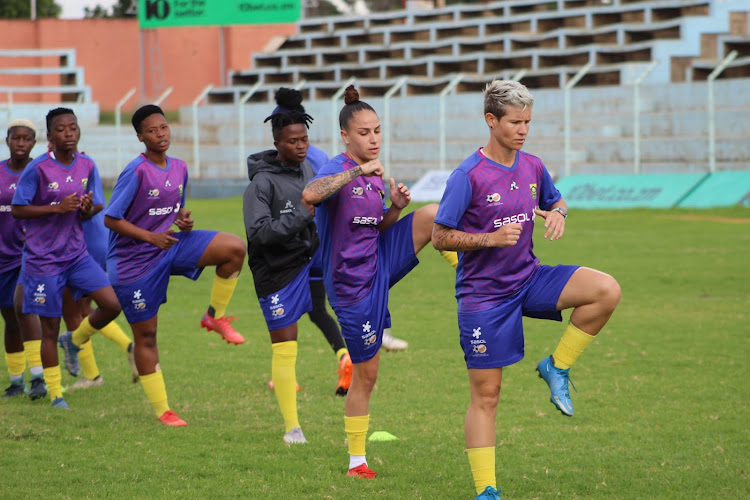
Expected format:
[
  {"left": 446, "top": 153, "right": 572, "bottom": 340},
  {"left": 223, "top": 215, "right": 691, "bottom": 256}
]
[
  {"left": 33, "top": 284, "right": 47, "bottom": 305},
  {"left": 361, "top": 320, "right": 377, "bottom": 348},
  {"left": 469, "top": 325, "right": 488, "bottom": 357},
  {"left": 132, "top": 289, "right": 147, "bottom": 311},
  {"left": 269, "top": 294, "right": 285, "bottom": 319}
]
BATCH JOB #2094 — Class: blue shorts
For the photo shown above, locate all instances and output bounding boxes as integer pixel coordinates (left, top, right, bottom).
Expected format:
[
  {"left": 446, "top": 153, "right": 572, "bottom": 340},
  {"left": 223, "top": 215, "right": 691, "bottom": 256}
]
[
  {"left": 112, "top": 230, "right": 217, "bottom": 324},
  {"left": 258, "top": 262, "right": 313, "bottom": 331},
  {"left": 0, "top": 266, "right": 20, "bottom": 308},
  {"left": 333, "top": 213, "right": 418, "bottom": 364},
  {"left": 22, "top": 254, "right": 112, "bottom": 317},
  {"left": 458, "top": 264, "right": 580, "bottom": 369}
]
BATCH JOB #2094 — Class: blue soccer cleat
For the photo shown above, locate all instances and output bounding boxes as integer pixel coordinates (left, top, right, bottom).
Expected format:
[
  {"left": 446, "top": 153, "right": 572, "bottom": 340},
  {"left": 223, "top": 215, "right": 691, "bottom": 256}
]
[
  {"left": 58, "top": 331, "right": 81, "bottom": 377},
  {"left": 28, "top": 376, "right": 48, "bottom": 400},
  {"left": 51, "top": 396, "right": 70, "bottom": 409},
  {"left": 536, "top": 356, "right": 576, "bottom": 416},
  {"left": 2, "top": 380, "right": 27, "bottom": 398},
  {"left": 476, "top": 485, "right": 502, "bottom": 499}
]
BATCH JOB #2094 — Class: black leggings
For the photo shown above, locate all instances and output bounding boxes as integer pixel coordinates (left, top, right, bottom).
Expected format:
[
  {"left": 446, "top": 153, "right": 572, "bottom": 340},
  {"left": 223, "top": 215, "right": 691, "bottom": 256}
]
[{"left": 307, "top": 279, "right": 346, "bottom": 354}]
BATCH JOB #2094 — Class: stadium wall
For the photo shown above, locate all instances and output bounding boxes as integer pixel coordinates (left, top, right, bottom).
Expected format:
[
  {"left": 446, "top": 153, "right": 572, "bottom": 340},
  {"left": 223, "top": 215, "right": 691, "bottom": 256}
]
[{"left": 0, "top": 19, "right": 296, "bottom": 110}]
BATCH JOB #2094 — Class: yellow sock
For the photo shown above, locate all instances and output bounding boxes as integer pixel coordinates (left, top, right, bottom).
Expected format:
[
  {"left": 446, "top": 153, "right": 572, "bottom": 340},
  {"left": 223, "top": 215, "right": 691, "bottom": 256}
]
[
  {"left": 209, "top": 274, "right": 238, "bottom": 318},
  {"left": 552, "top": 323, "right": 595, "bottom": 370},
  {"left": 71, "top": 316, "right": 97, "bottom": 347},
  {"left": 98, "top": 321, "right": 132, "bottom": 353},
  {"left": 78, "top": 341, "right": 100, "bottom": 380},
  {"left": 344, "top": 414, "right": 370, "bottom": 456},
  {"left": 24, "top": 340, "right": 42, "bottom": 371},
  {"left": 467, "top": 447, "right": 496, "bottom": 494},
  {"left": 272, "top": 341, "right": 299, "bottom": 432},
  {"left": 5, "top": 351, "right": 26, "bottom": 378},
  {"left": 440, "top": 250, "right": 458, "bottom": 269},
  {"left": 336, "top": 347, "right": 349, "bottom": 361},
  {"left": 140, "top": 370, "right": 170, "bottom": 418},
  {"left": 43, "top": 365, "right": 63, "bottom": 400}
]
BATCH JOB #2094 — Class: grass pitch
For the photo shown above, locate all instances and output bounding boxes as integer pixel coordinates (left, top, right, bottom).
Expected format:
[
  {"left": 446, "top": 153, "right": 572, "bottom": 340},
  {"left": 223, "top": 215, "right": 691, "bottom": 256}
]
[{"left": 1, "top": 200, "right": 748, "bottom": 499}]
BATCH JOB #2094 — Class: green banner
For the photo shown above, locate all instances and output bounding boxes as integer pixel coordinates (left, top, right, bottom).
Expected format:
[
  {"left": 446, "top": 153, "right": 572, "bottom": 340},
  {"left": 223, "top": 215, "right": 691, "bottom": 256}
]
[
  {"left": 554, "top": 173, "right": 708, "bottom": 209},
  {"left": 138, "top": 0, "right": 301, "bottom": 28},
  {"left": 678, "top": 171, "right": 750, "bottom": 208}
]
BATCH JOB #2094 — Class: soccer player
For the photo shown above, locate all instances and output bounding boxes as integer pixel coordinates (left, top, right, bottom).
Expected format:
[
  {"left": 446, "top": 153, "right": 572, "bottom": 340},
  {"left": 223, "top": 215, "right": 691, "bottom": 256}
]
[
  {"left": 263, "top": 88, "right": 353, "bottom": 396},
  {"left": 431, "top": 80, "right": 621, "bottom": 499},
  {"left": 302, "top": 85, "right": 440, "bottom": 479},
  {"left": 104, "top": 104, "right": 247, "bottom": 426},
  {"left": 60, "top": 169, "right": 139, "bottom": 390},
  {"left": 1, "top": 119, "right": 46, "bottom": 400},
  {"left": 243, "top": 97, "right": 323, "bottom": 444},
  {"left": 11, "top": 108, "right": 123, "bottom": 409}
]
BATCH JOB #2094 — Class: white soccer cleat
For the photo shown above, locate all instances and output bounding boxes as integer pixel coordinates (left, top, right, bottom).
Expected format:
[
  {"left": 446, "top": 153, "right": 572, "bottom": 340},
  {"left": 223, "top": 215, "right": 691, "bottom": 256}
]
[
  {"left": 283, "top": 427, "right": 308, "bottom": 444},
  {"left": 67, "top": 375, "right": 105, "bottom": 390},
  {"left": 381, "top": 330, "right": 408, "bottom": 351}
]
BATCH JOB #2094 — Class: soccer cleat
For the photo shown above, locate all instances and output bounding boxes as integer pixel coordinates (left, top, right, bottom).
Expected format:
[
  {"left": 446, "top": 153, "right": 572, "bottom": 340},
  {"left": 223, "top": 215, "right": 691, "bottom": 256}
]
[
  {"left": 335, "top": 353, "right": 353, "bottom": 396},
  {"left": 68, "top": 375, "right": 105, "bottom": 390},
  {"left": 381, "top": 331, "right": 408, "bottom": 352},
  {"left": 127, "top": 343, "right": 139, "bottom": 383},
  {"left": 51, "top": 397, "right": 70, "bottom": 409},
  {"left": 58, "top": 331, "right": 81, "bottom": 377},
  {"left": 2, "top": 381, "right": 27, "bottom": 398},
  {"left": 282, "top": 427, "right": 308, "bottom": 444},
  {"left": 158, "top": 410, "right": 187, "bottom": 427},
  {"left": 200, "top": 312, "right": 245, "bottom": 345},
  {"left": 267, "top": 379, "right": 300, "bottom": 391},
  {"left": 346, "top": 463, "right": 377, "bottom": 479},
  {"left": 536, "top": 356, "right": 576, "bottom": 416},
  {"left": 28, "top": 377, "right": 48, "bottom": 400},
  {"left": 476, "top": 485, "right": 503, "bottom": 499}
]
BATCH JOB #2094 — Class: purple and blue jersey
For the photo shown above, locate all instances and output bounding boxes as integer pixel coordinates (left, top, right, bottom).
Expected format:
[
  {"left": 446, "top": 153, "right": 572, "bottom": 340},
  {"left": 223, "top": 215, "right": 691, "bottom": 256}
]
[
  {"left": 82, "top": 173, "right": 109, "bottom": 269},
  {"left": 434, "top": 149, "right": 561, "bottom": 313},
  {"left": 105, "top": 154, "right": 187, "bottom": 285},
  {"left": 311, "top": 154, "right": 388, "bottom": 307},
  {"left": 0, "top": 160, "right": 25, "bottom": 273},
  {"left": 11, "top": 152, "right": 104, "bottom": 277}
]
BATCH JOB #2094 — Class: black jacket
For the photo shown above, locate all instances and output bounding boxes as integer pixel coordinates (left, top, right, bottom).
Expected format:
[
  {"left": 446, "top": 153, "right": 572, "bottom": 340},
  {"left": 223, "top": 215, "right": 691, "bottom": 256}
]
[{"left": 243, "top": 150, "right": 320, "bottom": 298}]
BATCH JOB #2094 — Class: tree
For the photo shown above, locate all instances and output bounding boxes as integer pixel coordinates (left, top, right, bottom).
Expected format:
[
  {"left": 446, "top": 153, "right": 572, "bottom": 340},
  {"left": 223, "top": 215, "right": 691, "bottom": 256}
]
[
  {"left": 84, "top": 0, "right": 136, "bottom": 18},
  {"left": 0, "top": 0, "right": 61, "bottom": 19}
]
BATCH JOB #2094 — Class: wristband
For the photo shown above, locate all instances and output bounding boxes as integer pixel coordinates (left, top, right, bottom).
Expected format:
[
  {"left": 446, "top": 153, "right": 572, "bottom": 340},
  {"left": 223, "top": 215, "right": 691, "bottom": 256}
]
[{"left": 550, "top": 207, "right": 567, "bottom": 219}]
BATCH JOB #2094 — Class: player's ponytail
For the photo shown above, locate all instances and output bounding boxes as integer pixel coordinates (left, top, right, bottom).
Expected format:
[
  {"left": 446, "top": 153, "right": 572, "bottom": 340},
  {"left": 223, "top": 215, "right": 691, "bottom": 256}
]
[{"left": 339, "top": 85, "right": 375, "bottom": 130}]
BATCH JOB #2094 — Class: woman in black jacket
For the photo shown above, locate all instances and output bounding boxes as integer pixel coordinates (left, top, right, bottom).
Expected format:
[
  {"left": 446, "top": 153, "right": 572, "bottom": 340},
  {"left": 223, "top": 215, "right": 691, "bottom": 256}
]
[{"left": 242, "top": 106, "right": 319, "bottom": 445}]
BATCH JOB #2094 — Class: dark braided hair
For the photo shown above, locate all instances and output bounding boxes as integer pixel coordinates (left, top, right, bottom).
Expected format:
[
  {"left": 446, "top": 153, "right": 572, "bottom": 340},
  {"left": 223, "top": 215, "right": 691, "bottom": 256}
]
[{"left": 264, "top": 87, "right": 313, "bottom": 141}]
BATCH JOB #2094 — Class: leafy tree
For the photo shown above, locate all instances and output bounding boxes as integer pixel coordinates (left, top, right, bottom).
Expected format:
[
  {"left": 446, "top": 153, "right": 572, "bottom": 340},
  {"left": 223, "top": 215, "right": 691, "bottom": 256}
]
[
  {"left": 85, "top": 0, "right": 136, "bottom": 18},
  {"left": 0, "top": 0, "right": 61, "bottom": 19}
]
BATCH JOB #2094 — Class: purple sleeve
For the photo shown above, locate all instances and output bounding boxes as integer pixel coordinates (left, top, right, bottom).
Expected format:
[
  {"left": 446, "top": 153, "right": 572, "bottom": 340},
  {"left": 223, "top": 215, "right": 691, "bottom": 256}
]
[
  {"left": 11, "top": 164, "right": 39, "bottom": 206},
  {"left": 105, "top": 165, "right": 140, "bottom": 219},
  {"left": 434, "top": 169, "right": 472, "bottom": 229},
  {"left": 538, "top": 165, "right": 562, "bottom": 211}
]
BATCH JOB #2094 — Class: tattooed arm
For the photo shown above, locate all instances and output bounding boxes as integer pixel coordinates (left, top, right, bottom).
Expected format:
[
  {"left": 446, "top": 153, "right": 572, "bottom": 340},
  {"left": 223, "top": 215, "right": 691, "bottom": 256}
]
[
  {"left": 432, "top": 222, "right": 523, "bottom": 251},
  {"left": 302, "top": 159, "right": 384, "bottom": 205}
]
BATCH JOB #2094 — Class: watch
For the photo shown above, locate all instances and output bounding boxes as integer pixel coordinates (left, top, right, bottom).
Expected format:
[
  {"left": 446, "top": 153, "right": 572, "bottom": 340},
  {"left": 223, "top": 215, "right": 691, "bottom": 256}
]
[{"left": 550, "top": 207, "right": 568, "bottom": 219}]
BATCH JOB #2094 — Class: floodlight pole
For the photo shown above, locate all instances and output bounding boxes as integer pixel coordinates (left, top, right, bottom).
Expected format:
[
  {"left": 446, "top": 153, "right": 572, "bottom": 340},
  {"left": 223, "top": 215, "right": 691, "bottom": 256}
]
[
  {"left": 564, "top": 62, "right": 592, "bottom": 177},
  {"left": 382, "top": 77, "right": 408, "bottom": 180},
  {"left": 331, "top": 77, "right": 356, "bottom": 157},
  {"left": 707, "top": 50, "right": 738, "bottom": 173},
  {"left": 238, "top": 82, "right": 262, "bottom": 177},
  {"left": 632, "top": 60, "right": 659, "bottom": 175},
  {"left": 115, "top": 87, "right": 137, "bottom": 173},
  {"left": 439, "top": 73, "right": 464, "bottom": 170},
  {"left": 192, "top": 85, "right": 213, "bottom": 179}
]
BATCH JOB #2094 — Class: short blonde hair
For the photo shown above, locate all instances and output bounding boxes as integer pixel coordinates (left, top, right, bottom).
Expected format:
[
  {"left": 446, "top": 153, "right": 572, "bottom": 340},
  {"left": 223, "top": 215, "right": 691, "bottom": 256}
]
[
  {"left": 483, "top": 80, "right": 534, "bottom": 119},
  {"left": 7, "top": 118, "right": 37, "bottom": 136}
]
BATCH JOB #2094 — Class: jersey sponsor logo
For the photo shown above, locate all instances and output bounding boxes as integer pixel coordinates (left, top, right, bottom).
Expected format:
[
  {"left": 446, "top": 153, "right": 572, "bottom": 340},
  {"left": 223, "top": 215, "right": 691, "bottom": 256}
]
[
  {"left": 148, "top": 189, "right": 160, "bottom": 197},
  {"left": 352, "top": 186, "right": 364, "bottom": 196},
  {"left": 352, "top": 216, "right": 379, "bottom": 226},
  {"left": 48, "top": 182, "right": 59, "bottom": 191},
  {"left": 485, "top": 192, "right": 503, "bottom": 206},
  {"left": 492, "top": 211, "right": 535, "bottom": 228},
  {"left": 530, "top": 183, "right": 538, "bottom": 199},
  {"left": 148, "top": 202, "right": 180, "bottom": 216},
  {"left": 0, "top": 205, "right": 11, "bottom": 212}
]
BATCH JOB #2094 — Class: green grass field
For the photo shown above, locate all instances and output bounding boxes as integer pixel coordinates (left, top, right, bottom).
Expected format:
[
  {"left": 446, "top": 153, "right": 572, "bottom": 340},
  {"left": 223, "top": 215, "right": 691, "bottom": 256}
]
[{"left": 1, "top": 200, "right": 748, "bottom": 499}]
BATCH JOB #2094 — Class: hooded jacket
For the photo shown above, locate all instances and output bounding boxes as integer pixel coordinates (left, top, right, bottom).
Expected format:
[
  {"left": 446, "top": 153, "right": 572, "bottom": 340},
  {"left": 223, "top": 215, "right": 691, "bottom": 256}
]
[{"left": 243, "top": 150, "right": 320, "bottom": 298}]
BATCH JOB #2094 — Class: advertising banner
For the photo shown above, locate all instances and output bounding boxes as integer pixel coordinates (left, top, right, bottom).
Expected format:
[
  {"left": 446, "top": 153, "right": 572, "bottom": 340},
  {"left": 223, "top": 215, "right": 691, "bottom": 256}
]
[{"left": 138, "top": 0, "right": 301, "bottom": 28}]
